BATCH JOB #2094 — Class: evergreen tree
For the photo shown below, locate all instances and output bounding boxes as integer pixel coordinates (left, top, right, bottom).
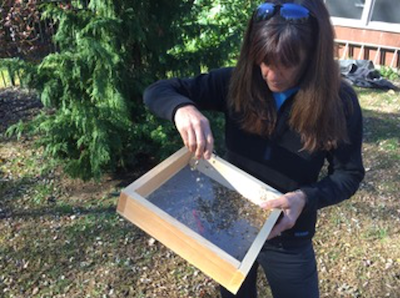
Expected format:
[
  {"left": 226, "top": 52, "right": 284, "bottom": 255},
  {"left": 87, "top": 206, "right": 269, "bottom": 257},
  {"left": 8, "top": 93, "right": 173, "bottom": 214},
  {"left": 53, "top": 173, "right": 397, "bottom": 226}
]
[
  {"left": 5, "top": 0, "right": 259, "bottom": 180},
  {"left": 13, "top": 0, "right": 194, "bottom": 180}
]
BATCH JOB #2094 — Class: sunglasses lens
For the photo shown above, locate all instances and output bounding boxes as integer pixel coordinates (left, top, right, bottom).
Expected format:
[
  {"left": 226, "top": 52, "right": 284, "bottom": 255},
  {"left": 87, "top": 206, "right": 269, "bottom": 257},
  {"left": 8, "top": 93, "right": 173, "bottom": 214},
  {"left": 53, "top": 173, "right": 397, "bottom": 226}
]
[
  {"left": 255, "top": 3, "right": 276, "bottom": 21},
  {"left": 280, "top": 3, "right": 310, "bottom": 20}
]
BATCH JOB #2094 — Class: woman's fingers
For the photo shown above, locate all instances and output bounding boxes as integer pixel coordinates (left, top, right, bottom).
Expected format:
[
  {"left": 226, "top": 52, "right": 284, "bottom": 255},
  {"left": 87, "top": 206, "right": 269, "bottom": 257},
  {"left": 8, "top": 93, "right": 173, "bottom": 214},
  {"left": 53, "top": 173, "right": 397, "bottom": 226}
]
[
  {"left": 261, "top": 197, "right": 289, "bottom": 209},
  {"left": 267, "top": 210, "right": 296, "bottom": 240},
  {"left": 204, "top": 126, "right": 214, "bottom": 159},
  {"left": 194, "top": 124, "right": 206, "bottom": 159},
  {"left": 194, "top": 117, "right": 214, "bottom": 159},
  {"left": 174, "top": 105, "right": 214, "bottom": 159},
  {"left": 261, "top": 191, "right": 307, "bottom": 240},
  {"left": 186, "top": 125, "right": 197, "bottom": 153}
]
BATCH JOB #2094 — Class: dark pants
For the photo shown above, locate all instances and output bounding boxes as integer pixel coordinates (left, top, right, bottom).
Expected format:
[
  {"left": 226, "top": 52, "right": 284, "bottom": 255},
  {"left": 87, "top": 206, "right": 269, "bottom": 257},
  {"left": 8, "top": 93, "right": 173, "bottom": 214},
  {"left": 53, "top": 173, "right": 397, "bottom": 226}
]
[{"left": 220, "top": 240, "right": 319, "bottom": 298}]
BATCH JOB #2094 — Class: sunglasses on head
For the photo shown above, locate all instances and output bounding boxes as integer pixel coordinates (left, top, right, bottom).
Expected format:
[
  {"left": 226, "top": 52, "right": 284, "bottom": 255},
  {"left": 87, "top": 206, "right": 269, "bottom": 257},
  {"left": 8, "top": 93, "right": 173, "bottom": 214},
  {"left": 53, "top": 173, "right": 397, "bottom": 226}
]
[{"left": 253, "top": 2, "right": 312, "bottom": 23}]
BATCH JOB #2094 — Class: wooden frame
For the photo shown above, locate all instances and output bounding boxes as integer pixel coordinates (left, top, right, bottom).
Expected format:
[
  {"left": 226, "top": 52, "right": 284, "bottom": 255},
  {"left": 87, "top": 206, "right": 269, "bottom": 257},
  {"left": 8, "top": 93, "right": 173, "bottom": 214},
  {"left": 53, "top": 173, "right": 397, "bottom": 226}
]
[{"left": 117, "top": 147, "right": 282, "bottom": 294}]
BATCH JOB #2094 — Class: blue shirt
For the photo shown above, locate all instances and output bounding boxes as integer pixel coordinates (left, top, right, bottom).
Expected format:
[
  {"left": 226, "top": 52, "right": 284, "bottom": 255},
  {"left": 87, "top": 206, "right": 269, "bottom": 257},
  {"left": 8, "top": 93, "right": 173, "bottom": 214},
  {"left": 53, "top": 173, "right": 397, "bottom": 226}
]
[{"left": 273, "top": 87, "right": 300, "bottom": 111}]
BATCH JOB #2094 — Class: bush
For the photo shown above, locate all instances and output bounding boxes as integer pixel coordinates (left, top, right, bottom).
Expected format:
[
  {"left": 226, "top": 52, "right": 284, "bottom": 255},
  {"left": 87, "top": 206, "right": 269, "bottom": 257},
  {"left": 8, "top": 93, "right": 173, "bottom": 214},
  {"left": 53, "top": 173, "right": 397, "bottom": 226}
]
[{"left": 379, "top": 66, "right": 400, "bottom": 81}]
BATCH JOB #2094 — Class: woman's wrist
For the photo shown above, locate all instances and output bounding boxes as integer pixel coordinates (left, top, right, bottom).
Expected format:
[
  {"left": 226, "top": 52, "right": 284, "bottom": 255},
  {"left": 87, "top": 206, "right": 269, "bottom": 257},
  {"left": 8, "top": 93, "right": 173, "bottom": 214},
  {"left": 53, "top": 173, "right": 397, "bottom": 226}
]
[{"left": 294, "top": 189, "right": 308, "bottom": 208}]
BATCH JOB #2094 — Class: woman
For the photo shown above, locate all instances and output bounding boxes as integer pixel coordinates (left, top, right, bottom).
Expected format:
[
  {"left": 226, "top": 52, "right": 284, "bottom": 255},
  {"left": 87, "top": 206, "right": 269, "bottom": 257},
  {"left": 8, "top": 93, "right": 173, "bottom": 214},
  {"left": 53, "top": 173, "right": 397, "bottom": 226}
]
[{"left": 144, "top": 0, "right": 365, "bottom": 297}]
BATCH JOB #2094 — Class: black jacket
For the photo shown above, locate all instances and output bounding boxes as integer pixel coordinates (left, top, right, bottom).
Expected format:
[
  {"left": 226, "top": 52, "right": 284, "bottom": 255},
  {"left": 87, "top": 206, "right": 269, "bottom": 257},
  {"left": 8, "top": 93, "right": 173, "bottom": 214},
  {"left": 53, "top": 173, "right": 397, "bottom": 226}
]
[{"left": 143, "top": 67, "right": 365, "bottom": 242}]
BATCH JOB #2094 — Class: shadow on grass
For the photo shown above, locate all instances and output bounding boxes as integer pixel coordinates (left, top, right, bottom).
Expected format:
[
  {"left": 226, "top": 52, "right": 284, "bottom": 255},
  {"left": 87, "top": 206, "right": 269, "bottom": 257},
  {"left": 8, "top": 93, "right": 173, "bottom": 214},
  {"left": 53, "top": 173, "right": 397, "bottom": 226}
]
[
  {"left": 0, "top": 203, "right": 116, "bottom": 220},
  {"left": 362, "top": 109, "right": 400, "bottom": 144},
  {"left": 350, "top": 197, "right": 400, "bottom": 223}
]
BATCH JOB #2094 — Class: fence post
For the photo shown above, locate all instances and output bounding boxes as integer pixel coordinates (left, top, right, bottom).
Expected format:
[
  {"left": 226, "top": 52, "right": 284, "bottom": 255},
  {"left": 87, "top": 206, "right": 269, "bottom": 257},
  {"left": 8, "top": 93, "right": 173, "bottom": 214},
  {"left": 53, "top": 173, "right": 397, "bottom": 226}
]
[
  {"left": 17, "top": 69, "right": 23, "bottom": 88},
  {"left": 1, "top": 68, "right": 7, "bottom": 88},
  {"left": 7, "top": 66, "right": 15, "bottom": 86}
]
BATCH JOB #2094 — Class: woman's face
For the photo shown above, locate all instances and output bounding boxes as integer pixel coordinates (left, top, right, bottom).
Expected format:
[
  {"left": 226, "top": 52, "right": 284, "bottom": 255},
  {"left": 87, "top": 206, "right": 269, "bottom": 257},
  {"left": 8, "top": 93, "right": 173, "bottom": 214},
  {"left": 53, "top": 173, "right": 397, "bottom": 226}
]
[{"left": 259, "top": 53, "right": 307, "bottom": 92}]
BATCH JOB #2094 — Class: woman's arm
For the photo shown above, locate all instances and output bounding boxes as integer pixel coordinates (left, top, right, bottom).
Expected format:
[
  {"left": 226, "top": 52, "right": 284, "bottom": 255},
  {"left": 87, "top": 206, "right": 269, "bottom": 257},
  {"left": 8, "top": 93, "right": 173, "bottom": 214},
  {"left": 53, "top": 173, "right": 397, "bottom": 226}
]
[
  {"left": 143, "top": 67, "right": 232, "bottom": 121},
  {"left": 143, "top": 67, "right": 233, "bottom": 158},
  {"left": 300, "top": 85, "right": 365, "bottom": 211}
]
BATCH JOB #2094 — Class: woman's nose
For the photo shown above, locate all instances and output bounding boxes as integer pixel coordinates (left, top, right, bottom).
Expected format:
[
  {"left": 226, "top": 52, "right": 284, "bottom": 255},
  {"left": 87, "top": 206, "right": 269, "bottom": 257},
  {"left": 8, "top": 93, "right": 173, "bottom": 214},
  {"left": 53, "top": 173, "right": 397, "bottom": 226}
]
[{"left": 262, "top": 64, "right": 280, "bottom": 79}]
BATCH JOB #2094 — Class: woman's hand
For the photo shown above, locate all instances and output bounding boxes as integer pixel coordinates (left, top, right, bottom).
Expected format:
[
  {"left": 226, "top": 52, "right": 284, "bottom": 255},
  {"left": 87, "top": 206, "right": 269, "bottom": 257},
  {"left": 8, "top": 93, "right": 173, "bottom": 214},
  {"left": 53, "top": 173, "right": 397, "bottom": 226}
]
[
  {"left": 174, "top": 105, "right": 214, "bottom": 159},
  {"left": 261, "top": 190, "right": 307, "bottom": 240}
]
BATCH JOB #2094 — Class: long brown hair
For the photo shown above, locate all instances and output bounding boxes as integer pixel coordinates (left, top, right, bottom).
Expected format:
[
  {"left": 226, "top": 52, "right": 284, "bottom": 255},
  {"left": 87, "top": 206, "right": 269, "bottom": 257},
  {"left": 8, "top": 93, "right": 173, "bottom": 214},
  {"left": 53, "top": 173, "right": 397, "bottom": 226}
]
[{"left": 228, "top": 0, "right": 350, "bottom": 152}]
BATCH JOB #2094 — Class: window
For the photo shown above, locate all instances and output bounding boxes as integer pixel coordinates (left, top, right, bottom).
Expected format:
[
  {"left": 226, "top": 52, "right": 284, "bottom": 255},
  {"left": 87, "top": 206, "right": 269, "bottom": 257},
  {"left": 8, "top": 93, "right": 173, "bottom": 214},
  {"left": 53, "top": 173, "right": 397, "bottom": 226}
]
[
  {"left": 370, "top": 0, "right": 400, "bottom": 23},
  {"left": 325, "top": 0, "right": 364, "bottom": 20},
  {"left": 325, "top": 0, "right": 400, "bottom": 33}
]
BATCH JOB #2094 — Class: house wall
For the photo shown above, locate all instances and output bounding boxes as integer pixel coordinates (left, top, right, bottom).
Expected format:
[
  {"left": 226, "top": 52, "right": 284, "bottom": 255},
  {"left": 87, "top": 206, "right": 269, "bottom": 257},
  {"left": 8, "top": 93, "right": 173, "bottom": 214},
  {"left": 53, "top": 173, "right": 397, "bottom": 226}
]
[{"left": 334, "top": 26, "right": 400, "bottom": 68}]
